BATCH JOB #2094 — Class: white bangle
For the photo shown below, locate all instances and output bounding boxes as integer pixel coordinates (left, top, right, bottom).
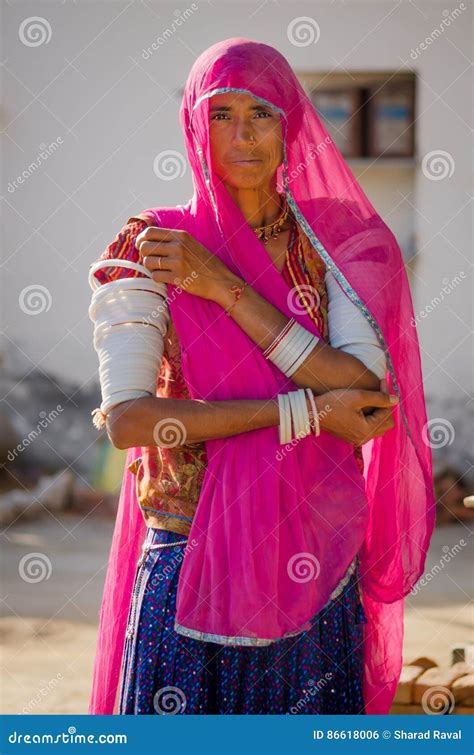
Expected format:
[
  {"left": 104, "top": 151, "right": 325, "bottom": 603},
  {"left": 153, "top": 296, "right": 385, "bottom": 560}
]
[
  {"left": 278, "top": 389, "right": 317, "bottom": 445},
  {"left": 288, "top": 390, "right": 306, "bottom": 439},
  {"left": 299, "top": 388, "right": 311, "bottom": 437},
  {"left": 277, "top": 393, "right": 292, "bottom": 444},
  {"left": 268, "top": 323, "right": 304, "bottom": 369},
  {"left": 286, "top": 335, "right": 319, "bottom": 377},
  {"left": 264, "top": 319, "right": 319, "bottom": 378},
  {"left": 305, "top": 388, "right": 320, "bottom": 437},
  {"left": 88, "top": 261, "right": 169, "bottom": 417},
  {"left": 263, "top": 319, "right": 296, "bottom": 358},
  {"left": 88, "top": 258, "right": 152, "bottom": 291},
  {"left": 265, "top": 320, "right": 297, "bottom": 359},
  {"left": 273, "top": 327, "right": 311, "bottom": 374}
]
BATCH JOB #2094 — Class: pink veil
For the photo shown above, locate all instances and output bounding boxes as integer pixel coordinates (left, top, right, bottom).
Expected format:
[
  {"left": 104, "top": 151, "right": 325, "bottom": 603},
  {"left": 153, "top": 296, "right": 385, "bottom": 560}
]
[{"left": 89, "top": 38, "right": 435, "bottom": 715}]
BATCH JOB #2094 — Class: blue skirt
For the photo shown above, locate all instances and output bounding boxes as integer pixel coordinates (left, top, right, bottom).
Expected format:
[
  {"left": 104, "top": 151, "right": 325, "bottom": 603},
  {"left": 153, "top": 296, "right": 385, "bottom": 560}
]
[{"left": 118, "top": 527, "right": 367, "bottom": 715}]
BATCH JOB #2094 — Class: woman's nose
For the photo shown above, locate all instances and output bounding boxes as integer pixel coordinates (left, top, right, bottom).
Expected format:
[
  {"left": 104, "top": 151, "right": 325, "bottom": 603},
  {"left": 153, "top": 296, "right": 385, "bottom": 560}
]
[{"left": 231, "top": 120, "right": 255, "bottom": 145}]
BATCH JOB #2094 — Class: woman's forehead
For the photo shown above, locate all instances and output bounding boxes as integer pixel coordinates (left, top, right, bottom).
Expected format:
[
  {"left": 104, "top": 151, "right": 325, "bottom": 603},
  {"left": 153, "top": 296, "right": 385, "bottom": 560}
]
[{"left": 209, "top": 92, "right": 271, "bottom": 110}]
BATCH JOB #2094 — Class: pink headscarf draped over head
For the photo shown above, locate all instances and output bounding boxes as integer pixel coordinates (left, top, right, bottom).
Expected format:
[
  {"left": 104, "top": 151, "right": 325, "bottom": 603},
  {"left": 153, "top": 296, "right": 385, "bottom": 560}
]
[{"left": 89, "top": 38, "right": 435, "bottom": 715}]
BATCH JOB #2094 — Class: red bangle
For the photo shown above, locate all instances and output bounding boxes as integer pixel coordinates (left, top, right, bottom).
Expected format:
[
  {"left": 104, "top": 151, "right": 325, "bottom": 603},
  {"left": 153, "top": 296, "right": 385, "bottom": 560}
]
[
  {"left": 224, "top": 280, "right": 248, "bottom": 316},
  {"left": 304, "top": 393, "right": 315, "bottom": 435},
  {"left": 264, "top": 319, "right": 296, "bottom": 359}
]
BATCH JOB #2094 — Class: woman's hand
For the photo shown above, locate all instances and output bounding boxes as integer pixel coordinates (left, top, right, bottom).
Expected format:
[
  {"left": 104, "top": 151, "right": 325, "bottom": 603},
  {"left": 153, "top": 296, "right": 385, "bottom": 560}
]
[
  {"left": 315, "top": 382, "right": 399, "bottom": 445},
  {"left": 135, "top": 226, "right": 238, "bottom": 300}
]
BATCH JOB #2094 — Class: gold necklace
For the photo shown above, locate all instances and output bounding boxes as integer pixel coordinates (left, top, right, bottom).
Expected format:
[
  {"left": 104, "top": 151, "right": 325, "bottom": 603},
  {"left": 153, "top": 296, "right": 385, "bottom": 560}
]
[{"left": 252, "top": 194, "right": 290, "bottom": 244}]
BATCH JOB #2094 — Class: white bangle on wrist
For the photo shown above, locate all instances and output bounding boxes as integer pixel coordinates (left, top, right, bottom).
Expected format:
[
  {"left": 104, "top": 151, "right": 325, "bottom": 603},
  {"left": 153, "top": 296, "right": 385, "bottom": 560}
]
[
  {"left": 305, "top": 388, "right": 320, "bottom": 437},
  {"left": 277, "top": 388, "right": 320, "bottom": 446}
]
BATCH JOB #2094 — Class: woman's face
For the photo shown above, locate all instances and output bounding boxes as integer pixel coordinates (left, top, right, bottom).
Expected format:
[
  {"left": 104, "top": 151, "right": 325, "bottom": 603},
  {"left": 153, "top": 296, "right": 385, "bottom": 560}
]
[{"left": 208, "top": 92, "right": 283, "bottom": 190}]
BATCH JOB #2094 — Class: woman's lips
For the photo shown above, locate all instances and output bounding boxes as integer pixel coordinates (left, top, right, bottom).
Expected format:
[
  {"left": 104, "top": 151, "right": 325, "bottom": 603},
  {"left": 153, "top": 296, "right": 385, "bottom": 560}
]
[{"left": 230, "top": 159, "right": 262, "bottom": 165}]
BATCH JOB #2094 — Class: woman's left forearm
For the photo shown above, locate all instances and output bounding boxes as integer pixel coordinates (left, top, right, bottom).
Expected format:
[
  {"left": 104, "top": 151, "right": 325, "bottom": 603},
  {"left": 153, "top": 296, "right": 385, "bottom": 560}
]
[{"left": 211, "top": 274, "right": 380, "bottom": 394}]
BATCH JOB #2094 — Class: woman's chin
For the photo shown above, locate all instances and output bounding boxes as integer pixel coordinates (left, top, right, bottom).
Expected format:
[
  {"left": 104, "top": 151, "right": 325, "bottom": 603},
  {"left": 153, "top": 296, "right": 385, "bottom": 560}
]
[{"left": 220, "top": 173, "right": 270, "bottom": 191}]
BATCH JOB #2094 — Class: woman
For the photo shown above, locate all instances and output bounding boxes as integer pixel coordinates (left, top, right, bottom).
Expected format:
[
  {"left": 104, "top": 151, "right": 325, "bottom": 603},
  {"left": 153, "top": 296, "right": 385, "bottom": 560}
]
[{"left": 88, "top": 38, "right": 435, "bottom": 716}]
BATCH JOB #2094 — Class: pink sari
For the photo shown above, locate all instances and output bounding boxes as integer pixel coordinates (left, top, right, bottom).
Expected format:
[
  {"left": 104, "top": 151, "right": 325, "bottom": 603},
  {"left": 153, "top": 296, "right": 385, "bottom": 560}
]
[{"left": 89, "top": 38, "right": 435, "bottom": 715}]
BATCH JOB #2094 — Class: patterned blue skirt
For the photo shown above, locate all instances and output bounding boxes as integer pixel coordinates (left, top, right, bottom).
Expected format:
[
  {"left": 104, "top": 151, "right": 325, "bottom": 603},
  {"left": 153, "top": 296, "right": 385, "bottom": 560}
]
[{"left": 118, "top": 527, "right": 367, "bottom": 715}]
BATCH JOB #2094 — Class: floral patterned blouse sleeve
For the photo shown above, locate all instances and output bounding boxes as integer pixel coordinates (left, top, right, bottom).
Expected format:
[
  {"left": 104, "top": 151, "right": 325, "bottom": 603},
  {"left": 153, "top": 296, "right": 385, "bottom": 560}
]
[{"left": 91, "top": 218, "right": 149, "bottom": 287}]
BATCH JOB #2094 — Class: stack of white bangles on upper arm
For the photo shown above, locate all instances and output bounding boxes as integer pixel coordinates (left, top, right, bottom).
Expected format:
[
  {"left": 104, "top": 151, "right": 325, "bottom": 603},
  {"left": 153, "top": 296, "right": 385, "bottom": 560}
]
[
  {"left": 324, "top": 269, "right": 387, "bottom": 380},
  {"left": 88, "top": 259, "right": 170, "bottom": 429}
]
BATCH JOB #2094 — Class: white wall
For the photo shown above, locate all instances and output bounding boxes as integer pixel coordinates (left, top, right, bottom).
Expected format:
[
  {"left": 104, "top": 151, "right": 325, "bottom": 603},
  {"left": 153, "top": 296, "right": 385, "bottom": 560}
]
[{"left": 2, "top": 0, "right": 472, "bottom": 474}]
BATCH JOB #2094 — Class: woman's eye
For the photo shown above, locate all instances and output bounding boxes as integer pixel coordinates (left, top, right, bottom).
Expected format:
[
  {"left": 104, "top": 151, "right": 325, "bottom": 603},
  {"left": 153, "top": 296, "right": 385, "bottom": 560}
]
[{"left": 211, "top": 111, "right": 272, "bottom": 121}]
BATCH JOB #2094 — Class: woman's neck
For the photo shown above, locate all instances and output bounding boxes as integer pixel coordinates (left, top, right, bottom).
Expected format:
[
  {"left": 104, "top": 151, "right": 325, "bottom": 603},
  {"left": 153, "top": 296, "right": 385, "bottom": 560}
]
[{"left": 225, "top": 184, "right": 283, "bottom": 229}]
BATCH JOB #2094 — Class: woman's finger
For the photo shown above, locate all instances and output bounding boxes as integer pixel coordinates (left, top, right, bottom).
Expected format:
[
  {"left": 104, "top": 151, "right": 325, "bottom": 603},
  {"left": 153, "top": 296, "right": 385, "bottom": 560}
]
[
  {"left": 365, "top": 407, "right": 395, "bottom": 436},
  {"left": 144, "top": 255, "right": 180, "bottom": 273},
  {"left": 136, "top": 226, "right": 184, "bottom": 246},
  {"left": 137, "top": 239, "right": 179, "bottom": 257},
  {"left": 354, "top": 389, "right": 398, "bottom": 409},
  {"left": 150, "top": 269, "right": 180, "bottom": 285}
]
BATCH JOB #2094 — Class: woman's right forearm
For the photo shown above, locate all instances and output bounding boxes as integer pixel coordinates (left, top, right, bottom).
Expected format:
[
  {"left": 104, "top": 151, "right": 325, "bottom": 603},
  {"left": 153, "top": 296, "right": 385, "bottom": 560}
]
[
  {"left": 106, "top": 395, "right": 280, "bottom": 449},
  {"left": 106, "top": 387, "right": 397, "bottom": 450}
]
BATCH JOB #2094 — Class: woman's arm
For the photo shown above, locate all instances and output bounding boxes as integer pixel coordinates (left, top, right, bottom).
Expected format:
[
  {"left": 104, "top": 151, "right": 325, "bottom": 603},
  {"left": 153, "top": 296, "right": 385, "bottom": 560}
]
[
  {"left": 211, "top": 272, "right": 381, "bottom": 394},
  {"left": 107, "top": 389, "right": 398, "bottom": 449},
  {"left": 137, "top": 227, "right": 382, "bottom": 395}
]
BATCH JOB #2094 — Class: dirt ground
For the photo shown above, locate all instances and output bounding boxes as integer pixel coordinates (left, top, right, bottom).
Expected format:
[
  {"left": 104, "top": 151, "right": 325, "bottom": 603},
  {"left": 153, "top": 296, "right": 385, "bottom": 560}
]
[{"left": 1, "top": 512, "right": 472, "bottom": 714}]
